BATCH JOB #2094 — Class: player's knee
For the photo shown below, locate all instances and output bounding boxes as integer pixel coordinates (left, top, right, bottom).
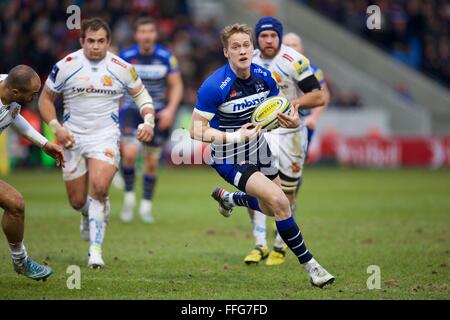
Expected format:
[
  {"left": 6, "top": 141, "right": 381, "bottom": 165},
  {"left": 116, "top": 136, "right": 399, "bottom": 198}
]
[
  {"left": 91, "top": 183, "right": 108, "bottom": 200},
  {"left": 69, "top": 197, "right": 86, "bottom": 211},
  {"left": 8, "top": 193, "right": 25, "bottom": 214},
  {"left": 67, "top": 192, "right": 87, "bottom": 211},
  {"left": 266, "top": 190, "right": 290, "bottom": 218},
  {"left": 123, "top": 155, "right": 137, "bottom": 167},
  {"left": 144, "top": 162, "right": 157, "bottom": 175}
]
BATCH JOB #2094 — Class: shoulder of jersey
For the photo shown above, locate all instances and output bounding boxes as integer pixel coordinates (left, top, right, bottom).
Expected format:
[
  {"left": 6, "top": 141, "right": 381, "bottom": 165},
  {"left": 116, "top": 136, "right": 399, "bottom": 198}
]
[
  {"left": 107, "top": 51, "right": 132, "bottom": 70},
  {"left": 57, "top": 49, "right": 84, "bottom": 67},
  {"left": 251, "top": 63, "right": 271, "bottom": 78},
  {"left": 281, "top": 45, "right": 311, "bottom": 75},
  {"left": 52, "top": 50, "right": 84, "bottom": 82},
  {"left": 120, "top": 45, "right": 139, "bottom": 61},
  {"left": 0, "top": 74, "right": 7, "bottom": 82},
  {"left": 154, "top": 44, "right": 173, "bottom": 59},
  {"left": 279, "top": 45, "right": 305, "bottom": 64},
  {"left": 252, "top": 49, "right": 261, "bottom": 58},
  {"left": 156, "top": 45, "right": 178, "bottom": 69},
  {"left": 201, "top": 64, "right": 233, "bottom": 94}
]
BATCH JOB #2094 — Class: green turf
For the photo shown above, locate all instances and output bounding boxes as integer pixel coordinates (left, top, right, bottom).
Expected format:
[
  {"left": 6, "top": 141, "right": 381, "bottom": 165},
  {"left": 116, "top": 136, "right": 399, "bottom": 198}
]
[{"left": 0, "top": 167, "right": 449, "bottom": 299}]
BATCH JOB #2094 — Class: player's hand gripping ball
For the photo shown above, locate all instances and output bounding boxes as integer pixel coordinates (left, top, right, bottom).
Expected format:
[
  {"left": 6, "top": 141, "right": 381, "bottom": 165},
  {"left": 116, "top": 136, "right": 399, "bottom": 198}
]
[{"left": 251, "top": 96, "right": 292, "bottom": 131}]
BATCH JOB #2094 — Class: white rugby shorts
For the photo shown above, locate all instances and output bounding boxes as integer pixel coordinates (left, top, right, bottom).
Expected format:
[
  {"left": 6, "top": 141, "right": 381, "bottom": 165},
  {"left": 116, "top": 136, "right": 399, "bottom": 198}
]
[
  {"left": 264, "top": 125, "right": 308, "bottom": 192},
  {"left": 62, "top": 132, "right": 120, "bottom": 181}
]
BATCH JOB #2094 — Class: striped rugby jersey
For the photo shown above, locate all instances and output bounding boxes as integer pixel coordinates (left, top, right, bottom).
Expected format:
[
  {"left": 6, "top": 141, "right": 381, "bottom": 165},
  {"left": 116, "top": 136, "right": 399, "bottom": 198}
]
[
  {"left": 119, "top": 44, "right": 179, "bottom": 112},
  {"left": 194, "top": 63, "right": 279, "bottom": 164}
]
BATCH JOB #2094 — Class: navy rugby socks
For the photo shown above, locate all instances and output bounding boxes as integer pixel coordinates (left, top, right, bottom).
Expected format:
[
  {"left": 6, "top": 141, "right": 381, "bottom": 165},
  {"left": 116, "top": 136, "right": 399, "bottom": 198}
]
[{"left": 276, "top": 216, "right": 313, "bottom": 264}]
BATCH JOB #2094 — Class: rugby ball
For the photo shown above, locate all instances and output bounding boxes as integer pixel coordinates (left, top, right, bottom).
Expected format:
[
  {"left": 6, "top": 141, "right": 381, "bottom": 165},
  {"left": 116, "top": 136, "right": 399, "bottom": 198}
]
[{"left": 251, "top": 96, "right": 292, "bottom": 131}]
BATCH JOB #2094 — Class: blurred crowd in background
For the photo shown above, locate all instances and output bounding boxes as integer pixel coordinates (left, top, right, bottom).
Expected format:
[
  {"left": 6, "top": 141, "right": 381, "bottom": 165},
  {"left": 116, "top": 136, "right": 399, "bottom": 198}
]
[
  {"left": 0, "top": 0, "right": 364, "bottom": 109},
  {"left": 0, "top": 0, "right": 226, "bottom": 107},
  {"left": 302, "top": 0, "right": 450, "bottom": 88}
]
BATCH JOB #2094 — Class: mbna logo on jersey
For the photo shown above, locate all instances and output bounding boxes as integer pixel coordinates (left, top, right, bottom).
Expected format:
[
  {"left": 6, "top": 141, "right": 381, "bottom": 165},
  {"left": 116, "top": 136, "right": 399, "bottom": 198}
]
[{"left": 232, "top": 97, "right": 265, "bottom": 112}]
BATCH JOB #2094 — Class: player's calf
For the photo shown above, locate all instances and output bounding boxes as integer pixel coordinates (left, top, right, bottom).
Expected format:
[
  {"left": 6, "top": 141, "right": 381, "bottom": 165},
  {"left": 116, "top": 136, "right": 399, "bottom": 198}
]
[{"left": 1, "top": 187, "right": 26, "bottom": 244}]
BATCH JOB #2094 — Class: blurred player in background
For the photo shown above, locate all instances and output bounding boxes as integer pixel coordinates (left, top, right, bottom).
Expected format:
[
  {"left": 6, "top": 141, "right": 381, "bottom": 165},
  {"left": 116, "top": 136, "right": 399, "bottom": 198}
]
[
  {"left": 283, "top": 32, "right": 330, "bottom": 156},
  {"left": 0, "top": 65, "right": 64, "bottom": 280},
  {"left": 38, "top": 18, "right": 155, "bottom": 269},
  {"left": 245, "top": 18, "right": 329, "bottom": 266},
  {"left": 118, "top": 17, "right": 183, "bottom": 224},
  {"left": 191, "top": 23, "right": 334, "bottom": 288}
]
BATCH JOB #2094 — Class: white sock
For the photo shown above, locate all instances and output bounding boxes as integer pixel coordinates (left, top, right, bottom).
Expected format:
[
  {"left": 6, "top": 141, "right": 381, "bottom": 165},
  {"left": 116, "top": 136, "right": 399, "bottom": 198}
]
[
  {"left": 228, "top": 192, "right": 236, "bottom": 206},
  {"left": 104, "top": 196, "right": 111, "bottom": 223},
  {"left": 140, "top": 199, "right": 152, "bottom": 215},
  {"left": 80, "top": 196, "right": 92, "bottom": 217},
  {"left": 89, "top": 199, "right": 106, "bottom": 250},
  {"left": 274, "top": 231, "right": 286, "bottom": 249},
  {"left": 253, "top": 210, "right": 267, "bottom": 247},
  {"left": 123, "top": 192, "right": 135, "bottom": 210},
  {"left": 9, "top": 241, "right": 28, "bottom": 264}
]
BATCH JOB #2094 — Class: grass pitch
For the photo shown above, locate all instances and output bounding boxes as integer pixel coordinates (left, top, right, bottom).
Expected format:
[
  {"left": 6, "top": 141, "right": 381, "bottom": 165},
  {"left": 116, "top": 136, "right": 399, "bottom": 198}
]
[{"left": 0, "top": 167, "right": 449, "bottom": 299}]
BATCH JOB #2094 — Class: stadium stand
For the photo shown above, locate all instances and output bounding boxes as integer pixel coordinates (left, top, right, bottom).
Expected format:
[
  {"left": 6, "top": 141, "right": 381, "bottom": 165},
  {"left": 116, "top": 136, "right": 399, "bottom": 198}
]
[
  {"left": 0, "top": 0, "right": 226, "bottom": 104},
  {"left": 300, "top": 0, "right": 450, "bottom": 88}
]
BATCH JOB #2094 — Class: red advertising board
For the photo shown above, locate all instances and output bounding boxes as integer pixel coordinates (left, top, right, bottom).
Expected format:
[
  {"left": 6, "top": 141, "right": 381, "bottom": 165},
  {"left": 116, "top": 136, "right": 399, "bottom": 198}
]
[{"left": 320, "top": 135, "right": 450, "bottom": 168}]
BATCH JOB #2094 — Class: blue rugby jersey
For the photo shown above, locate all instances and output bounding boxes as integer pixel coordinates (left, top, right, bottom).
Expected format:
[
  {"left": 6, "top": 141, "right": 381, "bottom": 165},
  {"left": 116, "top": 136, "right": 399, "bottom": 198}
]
[
  {"left": 119, "top": 44, "right": 179, "bottom": 111},
  {"left": 194, "top": 63, "right": 279, "bottom": 164}
]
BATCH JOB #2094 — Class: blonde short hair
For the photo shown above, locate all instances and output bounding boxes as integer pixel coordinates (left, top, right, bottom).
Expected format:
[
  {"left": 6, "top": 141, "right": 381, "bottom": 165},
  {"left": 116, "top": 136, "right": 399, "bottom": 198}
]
[{"left": 221, "top": 23, "right": 253, "bottom": 48}]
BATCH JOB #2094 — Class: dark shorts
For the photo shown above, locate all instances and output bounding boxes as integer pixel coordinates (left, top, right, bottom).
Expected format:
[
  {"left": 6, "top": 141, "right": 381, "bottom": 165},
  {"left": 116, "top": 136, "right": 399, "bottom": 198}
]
[
  {"left": 119, "top": 106, "right": 170, "bottom": 148},
  {"left": 211, "top": 161, "right": 278, "bottom": 192}
]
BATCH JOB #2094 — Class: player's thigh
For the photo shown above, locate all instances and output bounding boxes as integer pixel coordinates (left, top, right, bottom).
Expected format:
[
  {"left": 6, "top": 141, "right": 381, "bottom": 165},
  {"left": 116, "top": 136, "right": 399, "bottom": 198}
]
[
  {"left": 245, "top": 172, "right": 282, "bottom": 202},
  {"left": 0, "top": 180, "right": 24, "bottom": 212},
  {"left": 87, "top": 158, "right": 117, "bottom": 194},
  {"left": 83, "top": 132, "right": 120, "bottom": 195},
  {"left": 121, "top": 141, "right": 140, "bottom": 166},
  {"left": 271, "top": 130, "right": 306, "bottom": 193},
  {"left": 62, "top": 142, "right": 88, "bottom": 182},
  {"left": 246, "top": 173, "right": 290, "bottom": 219},
  {"left": 61, "top": 141, "right": 90, "bottom": 208}
]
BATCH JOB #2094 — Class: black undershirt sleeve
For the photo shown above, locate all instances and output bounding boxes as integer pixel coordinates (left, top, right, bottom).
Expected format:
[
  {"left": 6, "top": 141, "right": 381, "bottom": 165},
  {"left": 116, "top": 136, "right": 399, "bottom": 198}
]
[{"left": 297, "top": 74, "right": 321, "bottom": 93}]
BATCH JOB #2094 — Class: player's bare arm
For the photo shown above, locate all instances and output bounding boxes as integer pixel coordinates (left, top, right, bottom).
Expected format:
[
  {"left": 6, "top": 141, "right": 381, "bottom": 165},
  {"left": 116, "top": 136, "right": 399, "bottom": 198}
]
[
  {"left": 190, "top": 111, "right": 260, "bottom": 144},
  {"left": 11, "top": 114, "right": 65, "bottom": 167},
  {"left": 289, "top": 75, "right": 325, "bottom": 110},
  {"left": 128, "top": 84, "right": 155, "bottom": 142},
  {"left": 38, "top": 85, "right": 75, "bottom": 148},
  {"left": 305, "top": 83, "right": 330, "bottom": 129},
  {"left": 157, "top": 72, "right": 183, "bottom": 130}
]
